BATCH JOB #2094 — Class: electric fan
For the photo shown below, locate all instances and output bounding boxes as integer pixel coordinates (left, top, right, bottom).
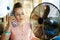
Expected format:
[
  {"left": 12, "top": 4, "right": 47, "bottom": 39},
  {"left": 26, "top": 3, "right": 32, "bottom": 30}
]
[{"left": 30, "top": 2, "right": 60, "bottom": 40}]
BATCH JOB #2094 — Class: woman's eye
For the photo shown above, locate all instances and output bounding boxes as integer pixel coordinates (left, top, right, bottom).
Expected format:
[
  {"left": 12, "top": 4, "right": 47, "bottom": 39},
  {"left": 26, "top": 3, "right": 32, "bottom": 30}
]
[
  {"left": 21, "top": 12, "right": 24, "bottom": 15},
  {"left": 16, "top": 14, "right": 19, "bottom": 16}
]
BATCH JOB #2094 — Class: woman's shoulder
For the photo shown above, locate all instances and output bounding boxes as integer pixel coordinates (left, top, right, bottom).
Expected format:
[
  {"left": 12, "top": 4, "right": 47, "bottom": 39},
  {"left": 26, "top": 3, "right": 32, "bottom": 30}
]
[
  {"left": 24, "top": 21, "right": 30, "bottom": 25},
  {"left": 24, "top": 21, "right": 31, "bottom": 28}
]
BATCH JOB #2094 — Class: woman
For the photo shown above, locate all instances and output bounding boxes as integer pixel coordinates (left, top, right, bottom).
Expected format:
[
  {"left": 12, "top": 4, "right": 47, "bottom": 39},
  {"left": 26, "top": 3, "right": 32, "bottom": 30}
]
[{"left": 1, "top": 2, "right": 39, "bottom": 40}]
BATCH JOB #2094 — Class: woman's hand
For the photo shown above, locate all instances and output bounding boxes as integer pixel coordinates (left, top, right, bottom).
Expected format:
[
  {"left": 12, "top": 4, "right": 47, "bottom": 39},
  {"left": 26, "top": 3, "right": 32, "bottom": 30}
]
[
  {"left": 5, "top": 16, "right": 15, "bottom": 32},
  {"left": 31, "top": 37, "right": 41, "bottom": 40}
]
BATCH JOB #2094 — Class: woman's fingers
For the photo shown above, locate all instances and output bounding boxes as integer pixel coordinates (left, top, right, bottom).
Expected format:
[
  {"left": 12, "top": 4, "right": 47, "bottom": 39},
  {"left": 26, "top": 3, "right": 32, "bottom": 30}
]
[
  {"left": 8, "top": 16, "right": 15, "bottom": 22},
  {"left": 6, "top": 16, "right": 15, "bottom": 32}
]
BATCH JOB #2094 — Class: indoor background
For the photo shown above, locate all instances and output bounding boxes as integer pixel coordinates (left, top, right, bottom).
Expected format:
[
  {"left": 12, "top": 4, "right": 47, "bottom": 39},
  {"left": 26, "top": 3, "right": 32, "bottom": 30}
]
[{"left": 0, "top": 0, "right": 59, "bottom": 39}]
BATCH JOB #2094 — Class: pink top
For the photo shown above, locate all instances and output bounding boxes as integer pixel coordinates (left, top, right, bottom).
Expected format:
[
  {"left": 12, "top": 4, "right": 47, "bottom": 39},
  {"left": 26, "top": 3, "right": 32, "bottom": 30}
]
[{"left": 8, "top": 21, "right": 35, "bottom": 40}]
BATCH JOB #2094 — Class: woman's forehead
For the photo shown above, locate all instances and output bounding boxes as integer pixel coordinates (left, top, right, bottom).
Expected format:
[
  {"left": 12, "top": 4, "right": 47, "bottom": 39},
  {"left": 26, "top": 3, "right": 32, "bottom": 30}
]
[
  {"left": 15, "top": 8, "right": 23, "bottom": 12},
  {"left": 15, "top": 8, "right": 23, "bottom": 11},
  {"left": 14, "top": 8, "right": 25, "bottom": 15}
]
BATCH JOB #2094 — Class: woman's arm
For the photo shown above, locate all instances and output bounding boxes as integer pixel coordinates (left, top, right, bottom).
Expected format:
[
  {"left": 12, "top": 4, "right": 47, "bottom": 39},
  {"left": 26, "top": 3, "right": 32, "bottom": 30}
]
[
  {"left": 1, "top": 32, "right": 11, "bottom": 40},
  {"left": 1, "top": 23, "right": 11, "bottom": 40},
  {"left": 30, "top": 29, "right": 41, "bottom": 40},
  {"left": 1, "top": 16, "right": 14, "bottom": 40}
]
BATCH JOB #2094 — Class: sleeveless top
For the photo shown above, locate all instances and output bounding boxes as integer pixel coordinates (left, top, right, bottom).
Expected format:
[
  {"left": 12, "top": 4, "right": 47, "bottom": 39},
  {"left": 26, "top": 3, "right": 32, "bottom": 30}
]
[{"left": 8, "top": 20, "right": 35, "bottom": 40}]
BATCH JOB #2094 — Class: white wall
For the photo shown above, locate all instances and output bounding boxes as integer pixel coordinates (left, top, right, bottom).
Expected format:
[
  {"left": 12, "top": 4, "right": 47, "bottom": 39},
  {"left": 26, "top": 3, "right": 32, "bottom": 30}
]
[{"left": 0, "top": 0, "right": 14, "bottom": 18}]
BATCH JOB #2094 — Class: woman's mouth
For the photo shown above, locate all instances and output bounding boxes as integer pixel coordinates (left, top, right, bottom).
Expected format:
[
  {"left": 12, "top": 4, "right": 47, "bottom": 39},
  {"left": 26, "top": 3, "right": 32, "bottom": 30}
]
[{"left": 20, "top": 18, "right": 23, "bottom": 20}]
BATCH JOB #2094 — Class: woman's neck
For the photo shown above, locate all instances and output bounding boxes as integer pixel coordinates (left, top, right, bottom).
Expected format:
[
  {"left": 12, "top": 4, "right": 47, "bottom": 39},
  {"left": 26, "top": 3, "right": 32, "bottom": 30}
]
[
  {"left": 17, "top": 20, "right": 25, "bottom": 29},
  {"left": 17, "top": 20, "right": 25, "bottom": 25}
]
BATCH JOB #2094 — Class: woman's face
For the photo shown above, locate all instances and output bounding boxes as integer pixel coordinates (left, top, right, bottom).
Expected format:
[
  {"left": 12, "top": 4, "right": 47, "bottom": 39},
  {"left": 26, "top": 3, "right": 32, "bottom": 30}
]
[{"left": 14, "top": 8, "right": 24, "bottom": 22}]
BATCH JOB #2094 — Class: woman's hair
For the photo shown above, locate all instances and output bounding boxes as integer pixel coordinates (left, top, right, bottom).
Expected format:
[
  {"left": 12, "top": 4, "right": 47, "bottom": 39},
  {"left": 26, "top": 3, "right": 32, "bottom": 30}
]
[{"left": 13, "top": 2, "right": 22, "bottom": 13}]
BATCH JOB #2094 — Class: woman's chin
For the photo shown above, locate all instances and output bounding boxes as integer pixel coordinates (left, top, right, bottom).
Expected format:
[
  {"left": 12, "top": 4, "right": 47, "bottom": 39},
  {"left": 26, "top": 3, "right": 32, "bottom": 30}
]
[
  {"left": 20, "top": 18, "right": 23, "bottom": 20},
  {"left": 17, "top": 19, "right": 23, "bottom": 22}
]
